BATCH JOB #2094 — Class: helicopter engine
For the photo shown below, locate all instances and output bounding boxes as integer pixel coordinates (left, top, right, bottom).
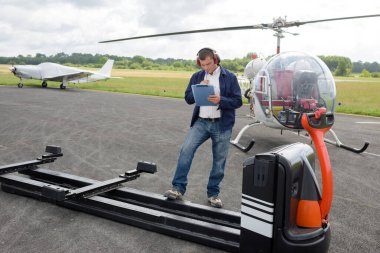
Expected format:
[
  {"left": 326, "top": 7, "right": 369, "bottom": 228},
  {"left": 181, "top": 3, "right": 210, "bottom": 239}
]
[
  {"left": 242, "top": 55, "right": 267, "bottom": 101},
  {"left": 251, "top": 51, "right": 336, "bottom": 130},
  {"left": 244, "top": 55, "right": 267, "bottom": 79}
]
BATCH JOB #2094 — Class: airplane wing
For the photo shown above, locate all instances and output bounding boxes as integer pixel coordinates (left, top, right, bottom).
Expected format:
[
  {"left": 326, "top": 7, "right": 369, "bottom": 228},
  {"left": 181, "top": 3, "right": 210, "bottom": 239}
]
[
  {"left": 44, "top": 72, "right": 92, "bottom": 82},
  {"left": 39, "top": 63, "right": 93, "bottom": 82},
  {"left": 69, "top": 59, "right": 115, "bottom": 83}
]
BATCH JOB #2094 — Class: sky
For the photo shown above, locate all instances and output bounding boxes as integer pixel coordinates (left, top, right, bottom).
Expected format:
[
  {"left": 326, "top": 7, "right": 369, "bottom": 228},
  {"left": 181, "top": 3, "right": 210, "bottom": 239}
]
[{"left": 0, "top": 0, "right": 380, "bottom": 62}]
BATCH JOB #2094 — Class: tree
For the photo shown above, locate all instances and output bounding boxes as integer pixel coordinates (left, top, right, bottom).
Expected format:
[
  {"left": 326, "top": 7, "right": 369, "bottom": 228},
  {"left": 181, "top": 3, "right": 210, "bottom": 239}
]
[
  {"left": 368, "top": 62, "right": 380, "bottom": 72},
  {"left": 360, "top": 69, "right": 371, "bottom": 77},
  {"left": 141, "top": 59, "right": 153, "bottom": 69},
  {"left": 352, "top": 61, "right": 364, "bottom": 73},
  {"left": 129, "top": 63, "right": 141, "bottom": 69},
  {"left": 173, "top": 61, "right": 183, "bottom": 68},
  {"left": 132, "top": 55, "right": 145, "bottom": 64},
  {"left": 1, "top": 52, "right": 376, "bottom": 74},
  {"left": 319, "top": 56, "right": 352, "bottom": 76},
  {"left": 334, "top": 61, "right": 350, "bottom": 76},
  {"left": 35, "top": 53, "right": 47, "bottom": 59},
  {"left": 99, "top": 56, "right": 108, "bottom": 64}
]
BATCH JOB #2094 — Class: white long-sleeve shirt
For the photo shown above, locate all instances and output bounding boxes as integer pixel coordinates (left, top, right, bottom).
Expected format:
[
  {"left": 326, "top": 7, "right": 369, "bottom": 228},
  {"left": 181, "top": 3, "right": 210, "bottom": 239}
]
[{"left": 199, "top": 66, "right": 221, "bottom": 119}]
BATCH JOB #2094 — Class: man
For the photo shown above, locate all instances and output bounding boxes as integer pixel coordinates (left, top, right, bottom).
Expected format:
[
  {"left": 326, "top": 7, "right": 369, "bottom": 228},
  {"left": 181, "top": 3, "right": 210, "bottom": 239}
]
[{"left": 164, "top": 48, "right": 242, "bottom": 208}]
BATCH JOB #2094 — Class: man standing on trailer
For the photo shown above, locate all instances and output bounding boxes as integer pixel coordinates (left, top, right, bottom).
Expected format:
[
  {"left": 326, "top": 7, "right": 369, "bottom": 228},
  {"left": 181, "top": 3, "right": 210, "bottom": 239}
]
[{"left": 164, "top": 48, "right": 242, "bottom": 208}]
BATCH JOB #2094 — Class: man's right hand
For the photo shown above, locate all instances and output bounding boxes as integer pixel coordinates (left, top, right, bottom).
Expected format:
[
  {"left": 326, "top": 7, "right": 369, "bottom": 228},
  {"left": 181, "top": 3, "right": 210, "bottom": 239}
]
[{"left": 200, "top": 80, "right": 209, "bottom": 85}]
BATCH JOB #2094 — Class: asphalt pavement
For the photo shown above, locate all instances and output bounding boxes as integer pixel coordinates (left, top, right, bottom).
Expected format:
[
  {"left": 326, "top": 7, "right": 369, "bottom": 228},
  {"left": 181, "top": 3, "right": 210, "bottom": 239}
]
[{"left": 0, "top": 85, "right": 379, "bottom": 253}]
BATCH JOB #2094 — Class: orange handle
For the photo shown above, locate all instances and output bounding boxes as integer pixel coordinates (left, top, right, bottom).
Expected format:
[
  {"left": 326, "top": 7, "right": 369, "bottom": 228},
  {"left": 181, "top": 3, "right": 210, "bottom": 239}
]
[{"left": 301, "top": 113, "right": 333, "bottom": 222}]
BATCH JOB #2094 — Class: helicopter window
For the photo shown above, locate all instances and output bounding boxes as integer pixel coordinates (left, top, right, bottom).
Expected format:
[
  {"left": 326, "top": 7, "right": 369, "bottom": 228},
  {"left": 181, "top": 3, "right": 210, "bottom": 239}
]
[
  {"left": 253, "top": 74, "right": 269, "bottom": 106},
  {"left": 255, "top": 76, "right": 268, "bottom": 94}
]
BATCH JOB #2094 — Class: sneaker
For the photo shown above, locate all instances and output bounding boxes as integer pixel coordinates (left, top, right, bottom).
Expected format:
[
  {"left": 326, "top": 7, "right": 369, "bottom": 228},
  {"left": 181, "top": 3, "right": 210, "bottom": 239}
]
[
  {"left": 208, "top": 196, "right": 223, "bottom": 208},
  {"left": 164, "top": 189, "right": 183, "bottom": 200}
]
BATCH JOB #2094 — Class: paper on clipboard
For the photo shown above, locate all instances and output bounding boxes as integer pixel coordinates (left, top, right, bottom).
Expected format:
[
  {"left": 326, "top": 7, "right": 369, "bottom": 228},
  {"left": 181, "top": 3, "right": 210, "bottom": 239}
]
[{"left": 191, "top": 84, "right": 216, "bottom": 106}]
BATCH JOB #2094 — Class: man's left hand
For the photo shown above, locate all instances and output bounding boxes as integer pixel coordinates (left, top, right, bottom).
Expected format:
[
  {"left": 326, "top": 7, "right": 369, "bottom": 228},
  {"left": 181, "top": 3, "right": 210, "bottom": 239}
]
[{"left": 208, "top": 95, "right": 220, "bottom": 104}]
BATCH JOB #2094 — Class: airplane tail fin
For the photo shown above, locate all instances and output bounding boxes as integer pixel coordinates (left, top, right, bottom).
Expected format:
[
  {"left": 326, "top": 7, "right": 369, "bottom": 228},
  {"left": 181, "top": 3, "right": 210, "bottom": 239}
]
[
  {"left": 97, "top": 59, "right": 114, "bottom": 77},
  {"left": 69, "top": 59, "right": 116, "bottom": 84}
]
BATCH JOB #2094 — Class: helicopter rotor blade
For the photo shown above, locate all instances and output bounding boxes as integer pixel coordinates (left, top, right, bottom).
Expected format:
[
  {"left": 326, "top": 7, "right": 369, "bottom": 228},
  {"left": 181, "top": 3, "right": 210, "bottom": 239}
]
[
  {"left": 99, "top": 14, "right": 380, "bottom": 43},
  {"left": 287, "top": 14, "right": 380, "bottom": 27},
  {"left": 99, "top": 24, "right": 267, "bottom": 43}
]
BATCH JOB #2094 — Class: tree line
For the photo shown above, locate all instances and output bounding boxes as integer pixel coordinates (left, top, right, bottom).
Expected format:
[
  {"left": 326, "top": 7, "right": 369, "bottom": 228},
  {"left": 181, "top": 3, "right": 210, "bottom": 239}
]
[{"left": 1, "top": 52, "right": 379, "bottom": 77}]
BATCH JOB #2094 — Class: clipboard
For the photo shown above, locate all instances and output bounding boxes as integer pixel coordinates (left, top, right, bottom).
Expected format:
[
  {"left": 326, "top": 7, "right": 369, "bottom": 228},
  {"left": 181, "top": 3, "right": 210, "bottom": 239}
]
[{"left": 191, "top": 84, "right": 216, "bottom": 106}]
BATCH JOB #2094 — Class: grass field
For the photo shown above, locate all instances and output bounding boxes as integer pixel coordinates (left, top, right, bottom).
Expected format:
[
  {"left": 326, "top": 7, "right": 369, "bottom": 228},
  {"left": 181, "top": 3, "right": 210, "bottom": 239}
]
[
  {"left": 335, "top": 81, "right": 380, "bottom": 116},
  {"left": 1, "top": 64, "right": 379, "bottom": 117}
]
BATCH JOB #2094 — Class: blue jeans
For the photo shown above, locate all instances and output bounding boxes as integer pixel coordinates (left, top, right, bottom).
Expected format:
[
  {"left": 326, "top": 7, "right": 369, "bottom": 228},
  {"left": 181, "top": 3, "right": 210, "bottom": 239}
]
[{"left": 172, "top": 118, "right": 232, "bottom": 198}]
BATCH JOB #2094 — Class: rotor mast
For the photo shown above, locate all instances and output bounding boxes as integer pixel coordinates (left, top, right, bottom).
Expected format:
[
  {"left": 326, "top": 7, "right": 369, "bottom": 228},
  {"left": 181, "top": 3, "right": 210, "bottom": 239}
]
[
  {"left": 270, "top": 16, "right": 300, "bottom": 54},
  {"left": 275, "top": 32, "right": 284, "bottom": 54}
]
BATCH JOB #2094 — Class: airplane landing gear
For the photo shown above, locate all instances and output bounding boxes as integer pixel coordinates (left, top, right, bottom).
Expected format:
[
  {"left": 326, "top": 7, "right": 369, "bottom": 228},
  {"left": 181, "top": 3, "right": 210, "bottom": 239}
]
[
  {"left": 60, "top": 83, "right": 66, "bottom": 89},
  {"left": 42, "top": 81, "right": 47, "bottom": 88},
  {"left": 17, "top": 83, "right": 23, "bottom": 88}
]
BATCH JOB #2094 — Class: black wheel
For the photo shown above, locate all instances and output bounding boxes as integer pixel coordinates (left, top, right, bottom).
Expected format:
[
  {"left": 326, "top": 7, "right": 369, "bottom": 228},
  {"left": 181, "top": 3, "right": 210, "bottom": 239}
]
[
  {"left": 17, "top": 83, "right": 23, "bottom": 88},
  {"left": 60, "top": 83, "right": 66, "bottom": 89},
  {"left": 42, "top": 81, "right": 47, "bottom": 88},
  {"left": 244, "top": 88, "right": 251, "bottom": 102}
]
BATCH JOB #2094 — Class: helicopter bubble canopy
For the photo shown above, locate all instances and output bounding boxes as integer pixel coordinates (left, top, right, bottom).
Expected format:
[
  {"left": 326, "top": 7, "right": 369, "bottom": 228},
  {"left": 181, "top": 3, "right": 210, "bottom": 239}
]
[{"left": 252, "top": 51, "right": 336, "bottom": 129}]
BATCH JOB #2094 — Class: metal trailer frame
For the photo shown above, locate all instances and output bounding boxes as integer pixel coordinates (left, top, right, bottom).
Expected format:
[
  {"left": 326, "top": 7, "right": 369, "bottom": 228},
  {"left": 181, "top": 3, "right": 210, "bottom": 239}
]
[{"left": 0, "top": 144, "right": 331, "bottom": 253}]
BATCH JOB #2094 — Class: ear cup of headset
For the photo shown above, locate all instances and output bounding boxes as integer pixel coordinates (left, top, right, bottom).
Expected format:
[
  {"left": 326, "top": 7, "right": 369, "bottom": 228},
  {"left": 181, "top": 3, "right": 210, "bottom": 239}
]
[
  {"left": 214, "top": 53, "right": 220, "bottom": 65},
  {"left": 196, "top": 57, "right": 201, "bottom": 66},
  {"left": 196, "top": 48, "right": 220, "bottom": 66}
]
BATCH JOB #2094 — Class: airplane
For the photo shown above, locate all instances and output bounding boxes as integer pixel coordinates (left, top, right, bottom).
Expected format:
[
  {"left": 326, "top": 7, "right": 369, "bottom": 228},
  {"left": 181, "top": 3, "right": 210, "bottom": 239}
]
[
  {"left": 98, "top": 14, "right": 380, "bottom": 154},
  {"left": 9, "top": 59, "right": 115, "bottom": 89}
]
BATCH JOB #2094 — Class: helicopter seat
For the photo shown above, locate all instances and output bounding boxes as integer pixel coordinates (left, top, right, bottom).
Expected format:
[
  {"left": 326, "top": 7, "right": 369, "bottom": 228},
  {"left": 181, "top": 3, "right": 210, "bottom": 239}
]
[
  {"left": 274, "top": 70, "right": 294, "bottom": 100},
  {"left": 293, "top": 70, "right": 319, "bottom": 111},
  {"left": 262, "top": 70, "right": 294, "bottom": 115},
  {"left": 293, "top": 70, "right": 319, "bottom": 99},
  {"left": 298, "top": 98, "right": 318, "bottom": 110}
]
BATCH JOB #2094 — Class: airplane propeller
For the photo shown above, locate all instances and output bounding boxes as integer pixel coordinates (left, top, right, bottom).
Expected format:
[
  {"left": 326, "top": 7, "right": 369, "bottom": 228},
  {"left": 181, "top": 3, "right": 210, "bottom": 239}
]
[
  {"left": 9, "top": 66, "right": 17, "bottom": 75},
  {"left": 99, "top": 14, "right": 380, "bottom": 54}
]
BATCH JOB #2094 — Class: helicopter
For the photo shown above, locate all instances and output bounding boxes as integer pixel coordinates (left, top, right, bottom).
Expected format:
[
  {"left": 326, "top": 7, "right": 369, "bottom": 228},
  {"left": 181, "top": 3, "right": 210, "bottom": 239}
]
[
  {"left": 231, "top": 51, "right": 371, "bottom": 153},
  {"left": 98, "top": 14, "right": 379, "bottom": 154}
]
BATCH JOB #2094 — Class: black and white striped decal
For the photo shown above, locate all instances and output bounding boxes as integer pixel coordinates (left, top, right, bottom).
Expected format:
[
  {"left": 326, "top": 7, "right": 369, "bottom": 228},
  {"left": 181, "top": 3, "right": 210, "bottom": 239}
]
[{"left": 241, "top": 194, "right": 274, "bottom": 238}]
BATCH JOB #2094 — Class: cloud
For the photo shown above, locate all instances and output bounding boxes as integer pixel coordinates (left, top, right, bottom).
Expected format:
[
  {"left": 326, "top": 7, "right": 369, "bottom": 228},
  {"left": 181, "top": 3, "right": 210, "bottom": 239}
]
[{"left": 0, "top": 0, "right": 379, "bottom": 62}]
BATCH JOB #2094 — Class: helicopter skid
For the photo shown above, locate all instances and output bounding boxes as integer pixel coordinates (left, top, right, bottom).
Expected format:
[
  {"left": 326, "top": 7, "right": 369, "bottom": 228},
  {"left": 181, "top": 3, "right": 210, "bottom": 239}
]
[
  {"left": 231, "top": 122, "right": 369, "bottom": 154},
  {"left": 323, "top": 129, "right": 369, "bottom": 154},
  {"left": 230, "top": 139, "right": 255, "bottom": 153},
  {"left": 230, "top": 122, "right": 261, "bottom": 152}
]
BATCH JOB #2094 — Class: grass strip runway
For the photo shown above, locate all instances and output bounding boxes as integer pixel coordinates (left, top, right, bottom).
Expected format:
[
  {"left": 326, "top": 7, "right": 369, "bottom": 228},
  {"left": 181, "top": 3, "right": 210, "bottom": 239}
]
[{"left": 1, "top": 65, "right": 379, "bottom": 117}]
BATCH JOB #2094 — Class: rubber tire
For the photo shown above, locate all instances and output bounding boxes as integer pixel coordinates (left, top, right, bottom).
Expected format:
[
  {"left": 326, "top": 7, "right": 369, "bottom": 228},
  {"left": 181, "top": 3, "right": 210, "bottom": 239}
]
[
  {"left": 60, "top": 83, "right": 66, "bottom": 89},
  {"left": 18, "top": 83, "right": 23, "bottom": 88},
  {"left": 42, "top": 81, "right": 47, "bottom": 88}
]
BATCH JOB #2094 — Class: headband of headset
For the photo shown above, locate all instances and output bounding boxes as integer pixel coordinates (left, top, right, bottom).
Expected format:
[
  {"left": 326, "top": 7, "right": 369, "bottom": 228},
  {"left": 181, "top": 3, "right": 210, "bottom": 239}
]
[{"left": 196, "top": 48, "right": 220, "bottom": 66}]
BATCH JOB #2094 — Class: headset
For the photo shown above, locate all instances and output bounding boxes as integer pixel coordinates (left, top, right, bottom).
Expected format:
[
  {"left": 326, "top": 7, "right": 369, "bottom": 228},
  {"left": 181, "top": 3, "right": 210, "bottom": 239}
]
[{"left": 196, "top": 48, "right": 221, "bottom": 66}]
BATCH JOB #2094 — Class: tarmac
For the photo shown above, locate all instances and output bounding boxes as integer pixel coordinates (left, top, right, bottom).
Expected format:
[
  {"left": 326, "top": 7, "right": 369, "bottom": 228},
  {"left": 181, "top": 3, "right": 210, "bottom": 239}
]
[{"left": 0, "top": 85, "right": 379, "bottom": 253}]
